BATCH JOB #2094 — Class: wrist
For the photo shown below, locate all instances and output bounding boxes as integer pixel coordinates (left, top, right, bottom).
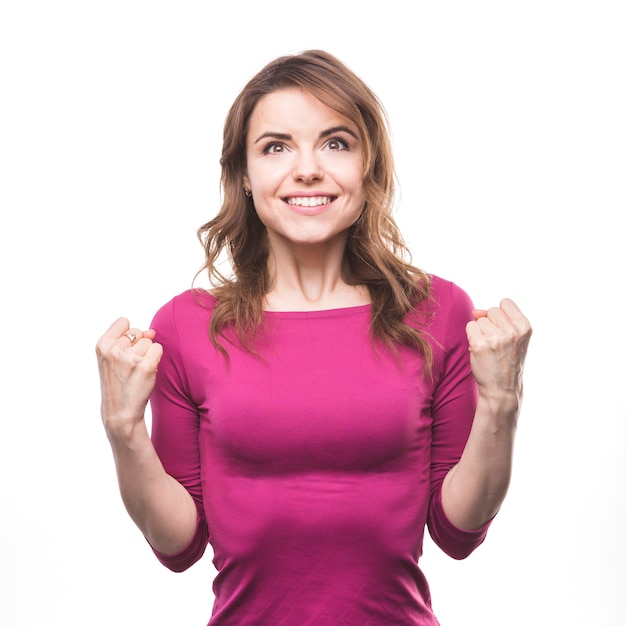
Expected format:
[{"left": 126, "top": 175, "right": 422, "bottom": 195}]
[
  {"left": 104, "top": 413, "right": 149, "bottom": 449},
  {"left": 477, "top": 384, "right": 520, "bottom": 409},
  {"left": 475, "top": 390, "right": 520, "bottom": 433}
]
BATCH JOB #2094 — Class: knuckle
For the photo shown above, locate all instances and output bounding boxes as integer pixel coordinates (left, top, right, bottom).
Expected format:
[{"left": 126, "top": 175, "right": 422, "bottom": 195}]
[
  {"left": 96, "top": 339, "right": 113, "bottom": 360},
  {"left": 136, "top": 356, "right": 156, "bottom": 375}
]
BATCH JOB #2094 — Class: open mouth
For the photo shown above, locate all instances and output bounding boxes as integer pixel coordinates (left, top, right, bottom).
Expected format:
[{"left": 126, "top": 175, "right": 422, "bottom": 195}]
[{"left": 284, "top": 196, "right": 335, "bottom": 207}]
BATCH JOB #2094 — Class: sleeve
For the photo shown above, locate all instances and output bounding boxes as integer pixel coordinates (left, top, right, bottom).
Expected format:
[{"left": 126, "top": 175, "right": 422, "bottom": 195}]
[
  {"left": 426, "top": 280, "right": 493, "bottom": 559},
  {"left": 148, "top": 296, "right": 210, "bottom": 572}
]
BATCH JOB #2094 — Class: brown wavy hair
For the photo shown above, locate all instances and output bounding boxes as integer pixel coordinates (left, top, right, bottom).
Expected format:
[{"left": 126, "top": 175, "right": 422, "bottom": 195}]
[{"left": 197, "top": 50, "right": 433, "bottom": 369}]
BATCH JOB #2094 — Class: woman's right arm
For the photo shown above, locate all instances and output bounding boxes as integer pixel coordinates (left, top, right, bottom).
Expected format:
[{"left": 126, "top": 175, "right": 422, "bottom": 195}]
[{"left": 96, "top": 317, "right": 198, "bottom": 555}]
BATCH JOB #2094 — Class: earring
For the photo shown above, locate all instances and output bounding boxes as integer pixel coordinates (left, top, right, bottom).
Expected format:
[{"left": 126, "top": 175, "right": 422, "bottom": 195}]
[{"left": 243, "top": 185, "right": 252, "bottom": 198}]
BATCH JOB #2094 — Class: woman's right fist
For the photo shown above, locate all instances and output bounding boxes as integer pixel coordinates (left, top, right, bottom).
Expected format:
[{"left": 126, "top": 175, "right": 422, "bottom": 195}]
[{"left": 96, "top": 317, "right": 163, "bottom": 439}]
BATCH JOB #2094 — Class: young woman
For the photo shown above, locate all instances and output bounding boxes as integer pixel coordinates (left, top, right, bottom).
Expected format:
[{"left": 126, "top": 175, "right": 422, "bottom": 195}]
[{"left": 96, "top": 50, "right": 532, "bottom": 625}]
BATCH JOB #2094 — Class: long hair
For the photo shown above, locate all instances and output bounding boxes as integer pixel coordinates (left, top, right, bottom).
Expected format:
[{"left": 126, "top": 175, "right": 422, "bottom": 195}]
[{"left": 197, "top": 50, "right": 433, "bottom": 369}]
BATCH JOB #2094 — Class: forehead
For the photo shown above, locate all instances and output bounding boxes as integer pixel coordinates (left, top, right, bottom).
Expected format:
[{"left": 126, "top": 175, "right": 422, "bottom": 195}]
[{"left": 248, "top": 87, "right": 358, "bottom": 135}]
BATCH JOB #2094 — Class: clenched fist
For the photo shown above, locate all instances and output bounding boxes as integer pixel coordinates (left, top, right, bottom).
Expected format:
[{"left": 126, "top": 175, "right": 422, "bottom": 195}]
[
  {"left": 96, "top": 318, "right": 163, "bottom": 440},
  {"left": 466, "top": 299, "right": 532, "bottom": 413}
]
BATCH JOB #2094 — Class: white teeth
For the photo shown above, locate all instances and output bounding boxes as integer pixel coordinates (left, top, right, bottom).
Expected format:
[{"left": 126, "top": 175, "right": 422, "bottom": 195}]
[{"left": 286, "top": 196, "right": 332, "bottom": 207}]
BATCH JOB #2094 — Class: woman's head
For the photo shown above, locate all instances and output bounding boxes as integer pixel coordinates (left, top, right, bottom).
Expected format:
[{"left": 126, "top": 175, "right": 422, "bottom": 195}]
[{"left": 217, "top": 50, "right": 396, "bottom": 263}]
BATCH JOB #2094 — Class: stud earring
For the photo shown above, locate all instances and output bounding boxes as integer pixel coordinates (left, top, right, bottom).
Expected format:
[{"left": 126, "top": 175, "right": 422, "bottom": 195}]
[{"left": 243, "top": 185, "right": 252, "bottom": 198}]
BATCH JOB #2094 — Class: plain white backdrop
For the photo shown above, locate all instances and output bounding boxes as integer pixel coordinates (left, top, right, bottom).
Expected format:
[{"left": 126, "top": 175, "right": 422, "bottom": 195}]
[{"left": 1, "top": 1, "right": 624, "bottom": 624}]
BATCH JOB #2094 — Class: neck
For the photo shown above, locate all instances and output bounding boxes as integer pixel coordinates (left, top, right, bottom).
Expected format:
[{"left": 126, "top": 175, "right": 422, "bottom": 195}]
[{"left": 263, "top": 235, "right": 369, "bottom": 311}]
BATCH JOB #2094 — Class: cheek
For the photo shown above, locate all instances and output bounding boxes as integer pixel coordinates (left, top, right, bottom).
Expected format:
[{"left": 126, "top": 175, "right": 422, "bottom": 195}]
[
  {"left": 247, "top": 161, "right": 287, "bottom": 194},
  {"left": 352, "top": 179, "right": 366, "bottom": 206},
  {"left": 343, "top": 159, "right": 366, "bottom": 194}
]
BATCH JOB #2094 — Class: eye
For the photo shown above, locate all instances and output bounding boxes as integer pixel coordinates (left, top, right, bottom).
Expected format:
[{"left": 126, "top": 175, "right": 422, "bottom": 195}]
[
  {"left": 325, "top": 137, "right": 349, "bottom": 151},
  {"left": 262, "top": 142, "right": 287, "bottom": 155}
]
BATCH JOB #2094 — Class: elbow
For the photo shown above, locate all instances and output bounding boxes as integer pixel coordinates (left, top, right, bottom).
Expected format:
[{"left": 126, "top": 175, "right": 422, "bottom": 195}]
[
  {"left": 150, "top": 519, "right": 210, "bottom": 573},
  {"left": 428, "top": 489, "right": 493, "bottom": 560},
  {"left": 439, "top": 538, "right": 486, "bottom": 561}
]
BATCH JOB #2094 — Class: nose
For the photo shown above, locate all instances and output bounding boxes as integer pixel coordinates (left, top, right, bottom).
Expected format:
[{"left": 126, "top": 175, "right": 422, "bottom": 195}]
[{"left": 292, "top": 148, "right": 323, "bottom": 184}]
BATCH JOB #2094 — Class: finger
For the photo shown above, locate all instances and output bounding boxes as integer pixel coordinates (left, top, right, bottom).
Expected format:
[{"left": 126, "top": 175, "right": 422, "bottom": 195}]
[
  {"left": 103, "top": 317, "right": 130, "bottom": 339},
  {"left": 485, "top": 305, "right": 510, "bottom": 329},
  {"left": 475, "top": 304, "right": 517, "bottom": 333},
  {"left": 96, "top": 318, "right": 131, "bottom": 357},
  {"left": 131, "top": 334, "right": 160, "bottom": 356},
  {"left": 119, "top": 327, "right": 144, "bottom": 347},
  {"left": 118, "top": 327, "right": 156, "bottom": 347},
  {"left": 472, "top": 309, "right": 488, "bottom": 320},
  {"left": 500, "top": 299, "right": 532, "bottom": 334},
  {"left": 476, "top": 315, "right": 499, "bottom": 335},
  {"left": 143, "top": 342, "right": 164, "bottom": 370},
  {"left": 500, "top": 298, "right": 523, "bottom": 317},
  {"left": 133, "top": 330, "right": 157, "bottom": 351},
  {"left": 466, "top": 320, "right": 484, "bottom": 344}
]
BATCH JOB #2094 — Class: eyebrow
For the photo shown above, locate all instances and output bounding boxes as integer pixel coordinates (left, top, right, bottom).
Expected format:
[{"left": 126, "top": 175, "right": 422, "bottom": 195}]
[{"left": 253, "top": 125, "right": 359, "bottom": 144}]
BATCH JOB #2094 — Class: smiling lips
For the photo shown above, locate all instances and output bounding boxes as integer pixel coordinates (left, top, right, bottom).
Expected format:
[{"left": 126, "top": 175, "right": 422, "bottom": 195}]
[{"left": 285, "top": 196, "right": 334, "bottom": 207}]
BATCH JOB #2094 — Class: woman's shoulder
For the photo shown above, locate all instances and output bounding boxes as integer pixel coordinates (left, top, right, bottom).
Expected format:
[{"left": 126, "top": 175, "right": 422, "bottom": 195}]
[
  {"left": 159, "top": 287, "right": 216, "bottom": 312},
  {"left": 428, "top": 274, "right": 473, "bottom": 310},
  {"left": 411, "top": 274, "right": 474, "bottom": 338},
  {"left": 151, "top": 288, "right": 217, "bottom": 334}
]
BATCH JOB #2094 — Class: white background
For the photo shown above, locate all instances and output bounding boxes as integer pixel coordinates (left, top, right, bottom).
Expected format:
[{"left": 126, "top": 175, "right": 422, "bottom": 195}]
[{"left": 1, "top": 1, "right": 624, "bottom": 624}]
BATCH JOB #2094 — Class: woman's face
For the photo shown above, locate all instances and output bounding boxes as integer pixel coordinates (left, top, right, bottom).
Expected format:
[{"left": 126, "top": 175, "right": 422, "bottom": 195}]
[{"left": 243, "top": 87, "right": 365, "bottom": 250}]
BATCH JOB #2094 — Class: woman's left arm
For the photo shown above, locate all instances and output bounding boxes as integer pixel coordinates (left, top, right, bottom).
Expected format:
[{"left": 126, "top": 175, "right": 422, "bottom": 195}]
[{"left": 441, "top": 298, "right": 532, "bottom": 530}]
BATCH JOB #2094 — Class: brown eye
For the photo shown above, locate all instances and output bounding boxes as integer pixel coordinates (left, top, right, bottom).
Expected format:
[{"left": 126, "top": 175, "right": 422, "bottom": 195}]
[
  {"left": 264, "top": 142, "right": 286, "bottom": 154},
  {"left": 326, "top": 137, "right": 349, "bottom": 151}
]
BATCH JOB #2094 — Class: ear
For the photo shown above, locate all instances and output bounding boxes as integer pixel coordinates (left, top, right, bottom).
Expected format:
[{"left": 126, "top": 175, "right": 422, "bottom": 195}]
[{"left": 242, "top": 174, "right": 252, "bottom": 198}]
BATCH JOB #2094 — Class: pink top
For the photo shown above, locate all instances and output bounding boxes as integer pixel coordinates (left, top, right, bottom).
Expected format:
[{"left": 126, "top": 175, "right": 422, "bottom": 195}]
[{"left": 149, "top": 275, "right": 491, "bottom": 625}]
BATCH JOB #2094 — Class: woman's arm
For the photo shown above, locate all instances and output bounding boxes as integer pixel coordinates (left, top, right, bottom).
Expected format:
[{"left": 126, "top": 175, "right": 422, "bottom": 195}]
[
  {"left": 96, "top": 318, "right": 197, "bottom": 554},
  {"left": 441, "top": 299, "right": 532, "bottom": 530}
]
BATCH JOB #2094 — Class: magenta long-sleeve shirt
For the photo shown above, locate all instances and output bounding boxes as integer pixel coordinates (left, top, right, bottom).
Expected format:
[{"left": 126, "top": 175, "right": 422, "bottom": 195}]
[{"left": 148, "top": 275, "right": 491, "bottom": 625}]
